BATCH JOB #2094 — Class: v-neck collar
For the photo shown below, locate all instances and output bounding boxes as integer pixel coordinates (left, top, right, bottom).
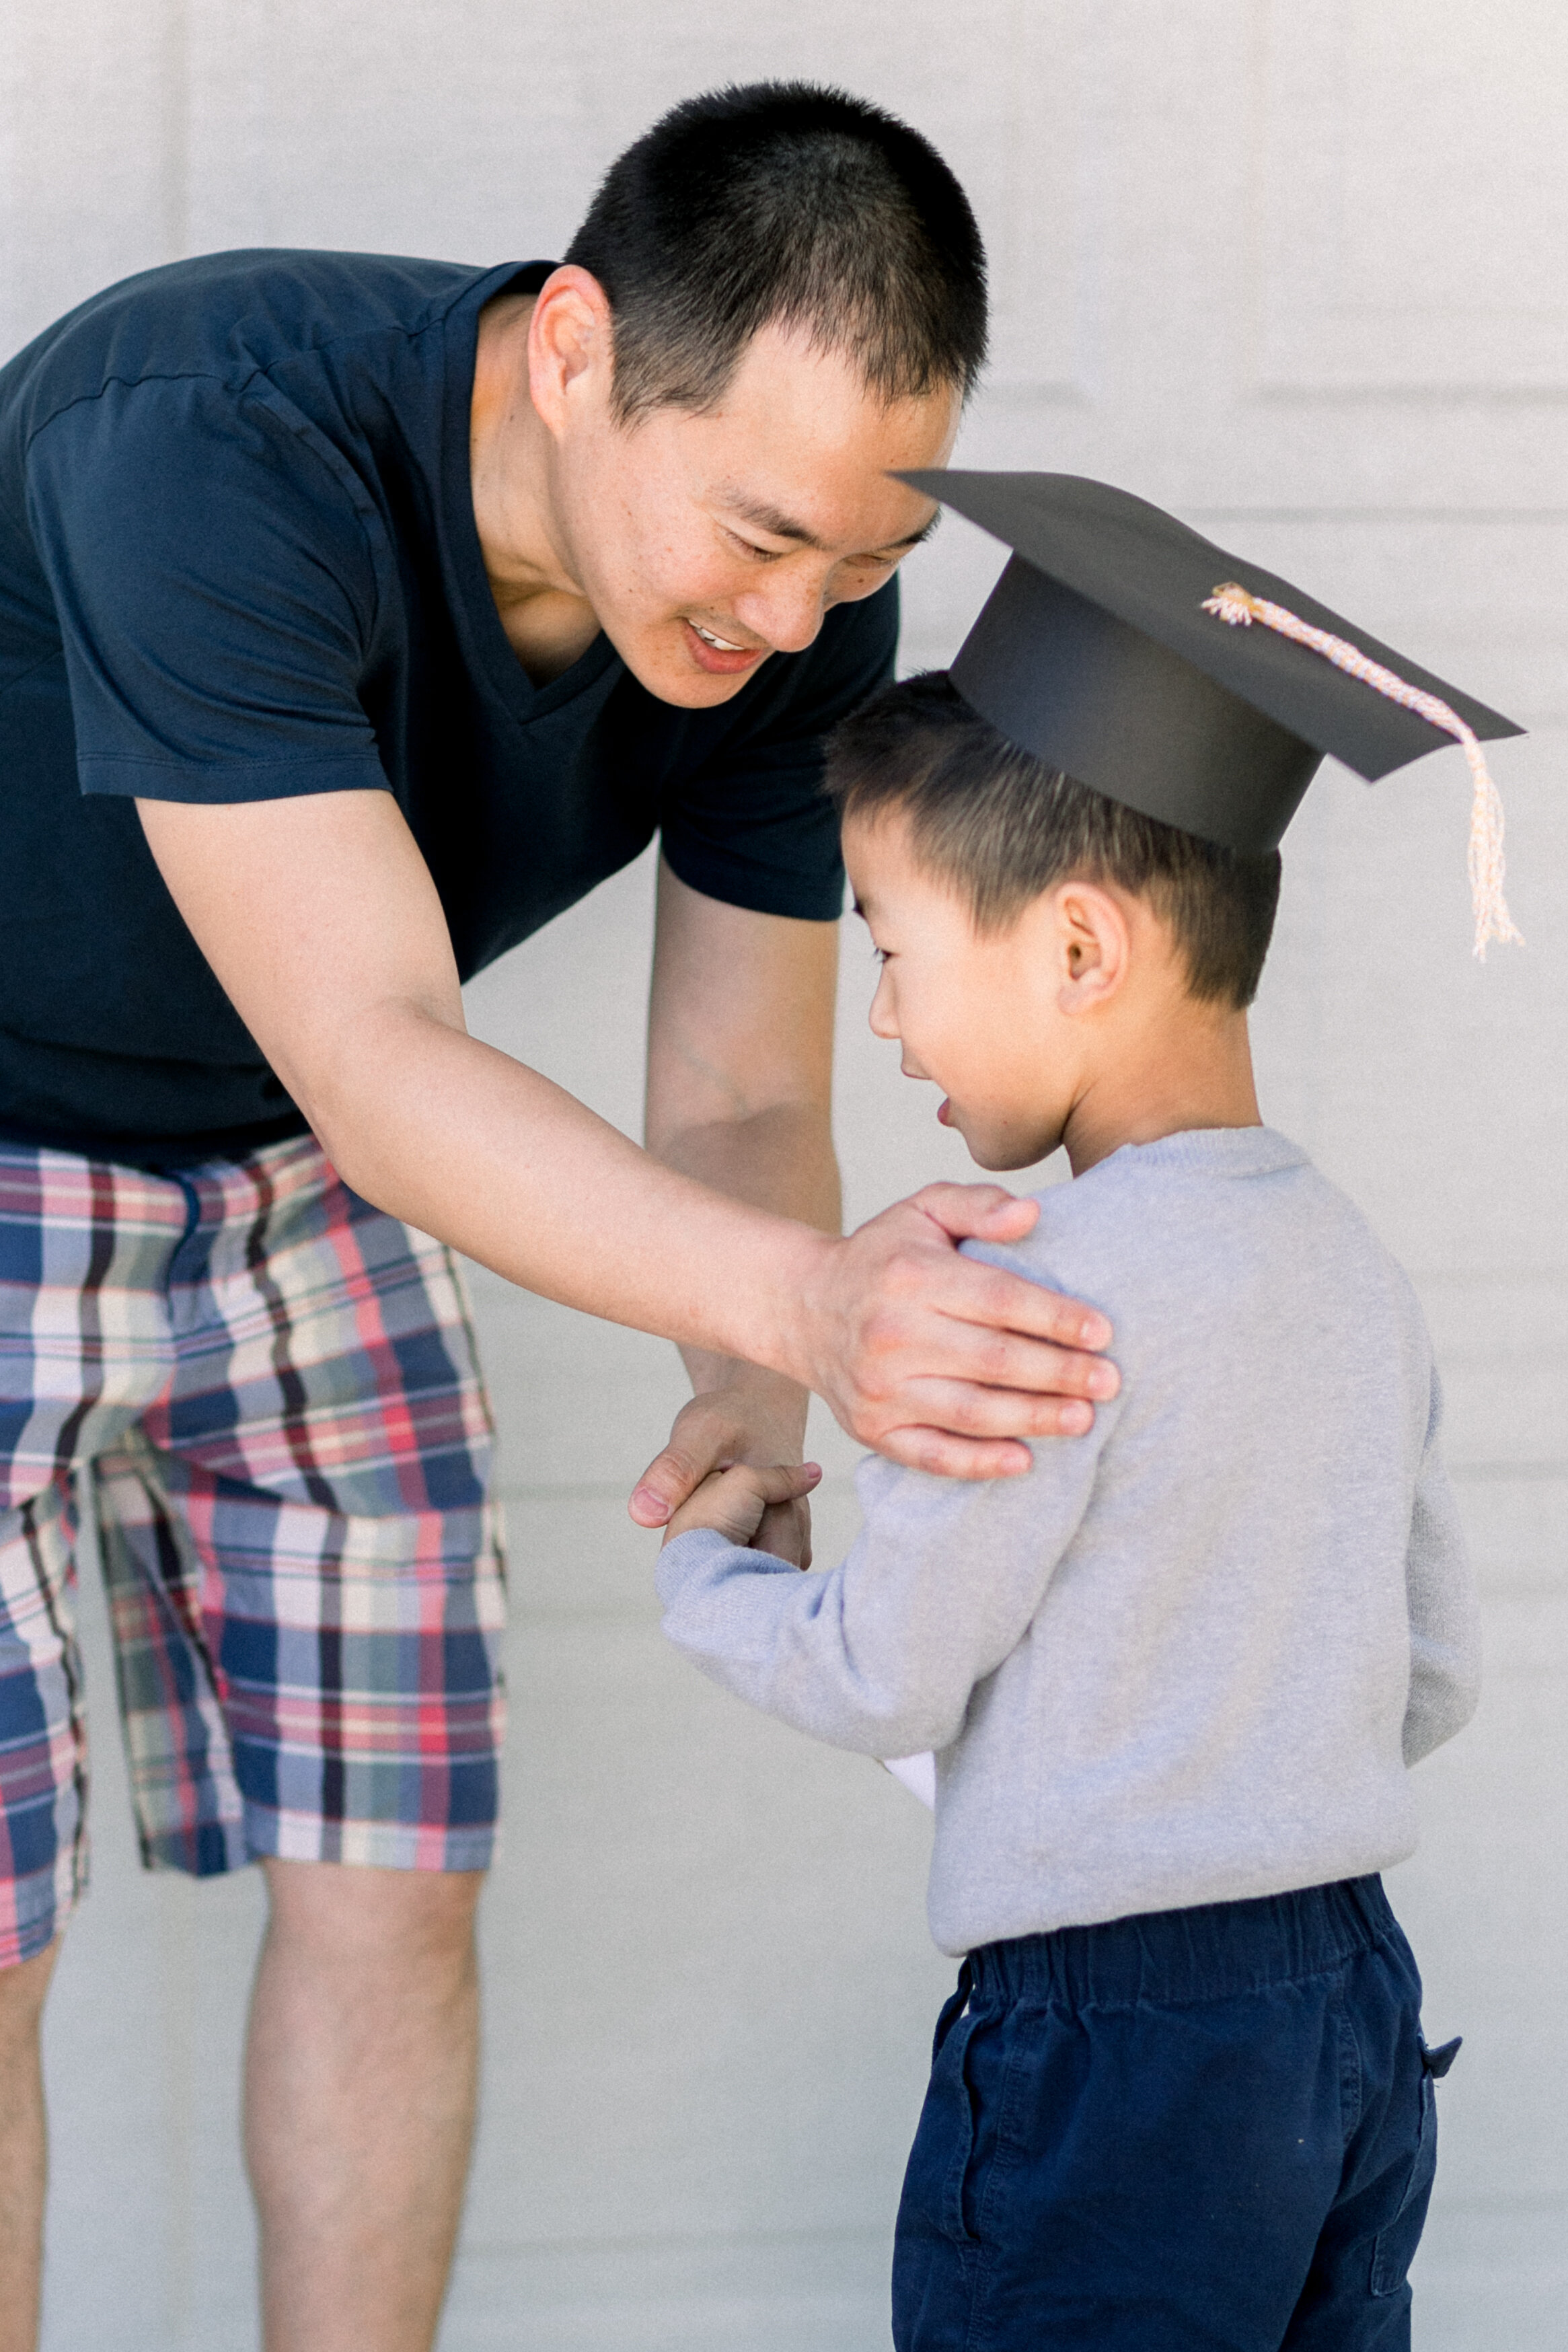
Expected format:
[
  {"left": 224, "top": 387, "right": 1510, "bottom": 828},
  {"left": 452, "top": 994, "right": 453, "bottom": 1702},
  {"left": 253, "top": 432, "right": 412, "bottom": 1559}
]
[{"left": 439, "top": 259, "right": 622, "bottom": 731}]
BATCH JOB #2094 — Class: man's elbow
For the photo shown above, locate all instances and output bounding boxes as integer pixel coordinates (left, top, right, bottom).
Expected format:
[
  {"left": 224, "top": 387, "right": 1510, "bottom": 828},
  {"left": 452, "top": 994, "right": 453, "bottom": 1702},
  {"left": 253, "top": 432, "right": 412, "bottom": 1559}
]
[{"left": 272, "top": 1005, "right": 435, "bottom": 1208}]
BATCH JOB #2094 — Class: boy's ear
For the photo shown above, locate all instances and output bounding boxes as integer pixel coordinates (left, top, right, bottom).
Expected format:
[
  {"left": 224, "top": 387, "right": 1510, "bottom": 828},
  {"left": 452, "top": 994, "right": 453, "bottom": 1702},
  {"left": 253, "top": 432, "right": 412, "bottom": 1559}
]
[{"left": 1051, "top": 881, "right": 1131, "bottom": 1013}]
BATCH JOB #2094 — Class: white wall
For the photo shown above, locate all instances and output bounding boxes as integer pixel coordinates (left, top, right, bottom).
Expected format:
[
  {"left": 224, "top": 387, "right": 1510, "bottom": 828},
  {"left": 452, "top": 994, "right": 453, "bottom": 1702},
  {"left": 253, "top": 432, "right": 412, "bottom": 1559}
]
[{"left": 5, "top": 4, "right": 1565, "bottom": 2345}]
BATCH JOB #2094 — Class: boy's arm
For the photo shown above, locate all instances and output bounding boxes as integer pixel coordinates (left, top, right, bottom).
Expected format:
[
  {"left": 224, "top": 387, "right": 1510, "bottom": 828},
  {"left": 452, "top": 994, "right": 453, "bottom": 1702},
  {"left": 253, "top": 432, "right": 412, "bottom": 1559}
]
[
  {"left": 1403, "top": 1363, "right": 1483, "bottom": 1765},
  {"left": 656, "top": 1411, "right": 1115, "bottom": 1759}
]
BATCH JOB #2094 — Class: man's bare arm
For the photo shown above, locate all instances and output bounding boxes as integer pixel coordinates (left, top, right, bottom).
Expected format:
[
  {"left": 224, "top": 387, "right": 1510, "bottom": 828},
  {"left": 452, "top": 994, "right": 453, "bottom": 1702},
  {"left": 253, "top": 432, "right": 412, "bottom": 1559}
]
[
  {"left": 136, "top": 791, "right": 1117, "bottom": 1479},
  {"left": 646, "top": 855, "right": 839, "bottom": 1342},
  {"left": 638, "top": 859, "right": 840, "bottom": 1554}
]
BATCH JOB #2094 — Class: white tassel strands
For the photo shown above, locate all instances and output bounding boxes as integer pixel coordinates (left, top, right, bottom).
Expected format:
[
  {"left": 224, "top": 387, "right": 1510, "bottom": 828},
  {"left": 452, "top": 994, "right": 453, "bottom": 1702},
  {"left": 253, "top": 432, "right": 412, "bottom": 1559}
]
[{"left": 1203, "top": 582, "right": 1522, "bottom": 961}]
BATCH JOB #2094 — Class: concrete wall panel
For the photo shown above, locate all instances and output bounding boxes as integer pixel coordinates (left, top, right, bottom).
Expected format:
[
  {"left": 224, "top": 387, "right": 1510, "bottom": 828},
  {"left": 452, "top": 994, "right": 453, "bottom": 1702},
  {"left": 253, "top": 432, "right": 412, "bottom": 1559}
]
[{"left": 9, "top": 4, "right": 1564, "bottom": 2344}]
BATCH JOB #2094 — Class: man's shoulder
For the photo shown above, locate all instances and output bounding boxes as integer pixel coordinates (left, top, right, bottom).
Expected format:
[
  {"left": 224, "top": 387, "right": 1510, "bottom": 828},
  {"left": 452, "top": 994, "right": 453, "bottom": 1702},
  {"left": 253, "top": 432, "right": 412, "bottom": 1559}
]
[{"left": 2, "top": 249, "right": 509, "bottom": 439}]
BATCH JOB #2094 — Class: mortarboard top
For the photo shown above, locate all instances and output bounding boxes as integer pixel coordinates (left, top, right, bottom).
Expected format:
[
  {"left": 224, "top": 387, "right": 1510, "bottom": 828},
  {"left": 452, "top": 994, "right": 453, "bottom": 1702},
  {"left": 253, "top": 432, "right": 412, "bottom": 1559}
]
[{"left": 899, "top": 471, "right": 1524, "bottom": 877}]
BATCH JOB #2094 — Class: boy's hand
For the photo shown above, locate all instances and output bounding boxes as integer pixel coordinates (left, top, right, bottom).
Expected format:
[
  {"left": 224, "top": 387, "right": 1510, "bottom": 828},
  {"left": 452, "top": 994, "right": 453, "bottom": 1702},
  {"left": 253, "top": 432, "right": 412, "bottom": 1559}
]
[
  {"left": 637, "top": 1374, "right": 817, "bottom": 1564},
  {"left": 663, "top": 1461, "right": 823, "bottom": 1558}
]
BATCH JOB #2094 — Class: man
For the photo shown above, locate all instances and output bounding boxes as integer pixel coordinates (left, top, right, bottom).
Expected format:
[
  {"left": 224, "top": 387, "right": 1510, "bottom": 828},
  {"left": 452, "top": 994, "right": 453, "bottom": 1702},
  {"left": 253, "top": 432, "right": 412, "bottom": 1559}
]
[{"left": 0, "top": 85, "right": 1114, "bottom": 2350}]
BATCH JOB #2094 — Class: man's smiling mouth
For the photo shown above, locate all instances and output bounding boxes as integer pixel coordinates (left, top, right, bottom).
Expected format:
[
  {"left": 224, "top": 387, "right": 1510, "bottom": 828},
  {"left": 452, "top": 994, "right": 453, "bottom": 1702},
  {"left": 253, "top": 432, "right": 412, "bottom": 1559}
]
[{"left": 683, "top": 618, "right": 768, "bottom": 676}]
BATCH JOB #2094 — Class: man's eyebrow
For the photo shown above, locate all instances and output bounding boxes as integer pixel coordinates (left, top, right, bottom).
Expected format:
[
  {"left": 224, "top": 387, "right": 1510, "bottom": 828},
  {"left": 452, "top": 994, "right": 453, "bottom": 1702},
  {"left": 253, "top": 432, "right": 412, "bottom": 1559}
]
[
  {"left": 724, "top": 494, "right": 826, "bottom": 548},
  {"left": 722, "top": 495, "right": 942, "bottom": 556}
]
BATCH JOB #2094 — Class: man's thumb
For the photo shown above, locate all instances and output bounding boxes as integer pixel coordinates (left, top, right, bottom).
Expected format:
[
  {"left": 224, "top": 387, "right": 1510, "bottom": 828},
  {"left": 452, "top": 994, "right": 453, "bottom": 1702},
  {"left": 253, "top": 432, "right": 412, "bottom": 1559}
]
[
  {"left": 913, "top": 1182, "right": 1041, "bottom": 1243},
  {"left": 629, "top": 1445, "right": 704, "bottom": 1526}
]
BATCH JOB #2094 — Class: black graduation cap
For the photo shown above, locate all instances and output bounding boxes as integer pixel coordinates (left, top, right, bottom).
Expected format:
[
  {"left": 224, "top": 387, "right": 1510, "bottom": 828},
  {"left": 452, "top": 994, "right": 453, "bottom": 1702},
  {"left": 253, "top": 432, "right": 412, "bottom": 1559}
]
[{"left": 899, "top": 471, "right": 1525, "bottom": 951}]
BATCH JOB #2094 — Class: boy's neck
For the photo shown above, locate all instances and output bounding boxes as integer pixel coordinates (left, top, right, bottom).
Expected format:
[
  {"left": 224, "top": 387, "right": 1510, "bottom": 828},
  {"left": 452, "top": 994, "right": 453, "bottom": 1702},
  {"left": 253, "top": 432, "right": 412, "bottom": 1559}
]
[{"left": 1059, "top": 1008, "right": 1263, "bottom": 1177}]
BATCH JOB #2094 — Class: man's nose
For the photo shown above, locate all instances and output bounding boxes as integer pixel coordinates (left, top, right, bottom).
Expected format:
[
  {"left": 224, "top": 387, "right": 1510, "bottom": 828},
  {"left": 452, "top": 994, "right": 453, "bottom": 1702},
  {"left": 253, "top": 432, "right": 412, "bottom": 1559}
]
[{"left": 737, "top": 568, "right": 829, "bottom": 655}]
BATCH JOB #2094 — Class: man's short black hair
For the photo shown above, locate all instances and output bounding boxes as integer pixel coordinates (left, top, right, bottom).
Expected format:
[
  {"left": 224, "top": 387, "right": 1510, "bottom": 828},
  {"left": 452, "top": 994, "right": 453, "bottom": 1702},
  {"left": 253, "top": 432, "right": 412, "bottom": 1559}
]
[
  {"left": 826, "top": 674, "right": 1282, "bottom": 1012},
  {"left": 564, "top": 82, "right": 987, "bottom": 420}
]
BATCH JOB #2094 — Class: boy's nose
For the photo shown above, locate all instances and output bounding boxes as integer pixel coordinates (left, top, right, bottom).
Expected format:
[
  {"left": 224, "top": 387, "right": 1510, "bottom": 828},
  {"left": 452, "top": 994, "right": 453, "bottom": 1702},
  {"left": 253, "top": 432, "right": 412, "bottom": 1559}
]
[{"left": 868, "top": 973, "right": 899, "bottom": 1039}]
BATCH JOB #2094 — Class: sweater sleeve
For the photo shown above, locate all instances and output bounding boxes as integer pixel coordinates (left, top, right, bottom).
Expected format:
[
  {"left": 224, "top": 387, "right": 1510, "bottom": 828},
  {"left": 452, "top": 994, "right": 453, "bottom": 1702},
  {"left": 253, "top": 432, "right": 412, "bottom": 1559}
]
[
  {"left": 655, "top": 1421, "right": 1115, "bottom": 1759},
  {"left": 1403, "top": 1363, "right": 1483, "bottom": 1765}
]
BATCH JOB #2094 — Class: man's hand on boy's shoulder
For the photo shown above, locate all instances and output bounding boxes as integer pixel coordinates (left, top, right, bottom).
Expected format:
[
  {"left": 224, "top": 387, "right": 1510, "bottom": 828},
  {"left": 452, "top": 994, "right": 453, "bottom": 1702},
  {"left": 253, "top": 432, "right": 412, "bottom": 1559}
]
[
  {"left": 632, "top": 1183, "right": 1120, "bottom": 1547},
  {"left": 663, "top": 1462, "right": 824, "bottom": 1563},
  {"left": 791, "top": 1183, "right": 1119, "bottom": 1479}
]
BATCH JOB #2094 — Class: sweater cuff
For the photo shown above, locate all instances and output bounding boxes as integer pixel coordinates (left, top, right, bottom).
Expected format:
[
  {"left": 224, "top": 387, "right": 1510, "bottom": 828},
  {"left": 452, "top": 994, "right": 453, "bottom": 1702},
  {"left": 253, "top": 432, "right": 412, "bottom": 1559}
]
[{"left": 655, "top": 1526, "right": 799, "bottom": 1609}]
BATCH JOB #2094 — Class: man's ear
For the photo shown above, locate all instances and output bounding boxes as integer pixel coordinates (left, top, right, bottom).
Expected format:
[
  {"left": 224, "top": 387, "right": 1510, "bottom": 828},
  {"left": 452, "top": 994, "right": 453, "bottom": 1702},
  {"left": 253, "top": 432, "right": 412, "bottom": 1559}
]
[
  {"left": 527, "top": 265, "right": 615, "bottom": 438},
  {"left": 1051, "top": 880, "right": 1130, "bottom": 1013}
]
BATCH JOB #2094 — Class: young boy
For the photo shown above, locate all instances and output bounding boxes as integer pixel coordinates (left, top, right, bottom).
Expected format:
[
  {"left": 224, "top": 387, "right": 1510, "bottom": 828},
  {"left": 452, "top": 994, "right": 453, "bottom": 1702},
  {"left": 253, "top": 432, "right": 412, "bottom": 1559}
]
[{"left": 653, "top": 475, "right": 1507, "bottom": 2349}]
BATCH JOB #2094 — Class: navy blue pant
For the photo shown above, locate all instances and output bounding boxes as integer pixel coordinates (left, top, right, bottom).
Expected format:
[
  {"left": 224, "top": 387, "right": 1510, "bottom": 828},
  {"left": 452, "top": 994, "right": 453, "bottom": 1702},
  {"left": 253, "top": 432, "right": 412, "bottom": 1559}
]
[{"left": 893, "top": 1877, "right": 1457, "bottom": 2350}]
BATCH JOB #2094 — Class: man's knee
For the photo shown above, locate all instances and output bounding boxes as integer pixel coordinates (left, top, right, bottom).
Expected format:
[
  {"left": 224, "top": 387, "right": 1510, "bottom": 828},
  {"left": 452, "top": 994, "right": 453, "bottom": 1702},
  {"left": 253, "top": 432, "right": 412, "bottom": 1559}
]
[
  {"left": 0, "top": 1939, "right": 61, "bottom": 2059},
  {"left": 260, "top": 1859, "right": 483, "bottom": 1980}
]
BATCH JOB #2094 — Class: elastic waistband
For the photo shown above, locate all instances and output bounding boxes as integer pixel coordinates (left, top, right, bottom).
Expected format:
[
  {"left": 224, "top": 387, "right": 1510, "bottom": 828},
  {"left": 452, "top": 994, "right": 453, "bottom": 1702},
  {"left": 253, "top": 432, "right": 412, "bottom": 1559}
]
[
  {"left": 969, "top": 1876, "right": 1399, "bottom": 2010},
  {"left": 0, "top": 1123, "right": 318, "bottom": 1183},
  {"left": 0, "top": 1129, "right": 333, "bottom": 1220}
]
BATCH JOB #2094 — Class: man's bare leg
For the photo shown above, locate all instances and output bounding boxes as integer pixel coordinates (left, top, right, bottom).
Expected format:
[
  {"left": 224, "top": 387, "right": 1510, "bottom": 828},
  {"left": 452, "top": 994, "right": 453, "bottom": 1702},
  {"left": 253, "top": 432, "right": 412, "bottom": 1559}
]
[
  {"left": 245, "top": 1860, "right": 483, "bottom": 2352},
  {"left": 0, "top": 1940, "right": 61, "bottom": 2352}
]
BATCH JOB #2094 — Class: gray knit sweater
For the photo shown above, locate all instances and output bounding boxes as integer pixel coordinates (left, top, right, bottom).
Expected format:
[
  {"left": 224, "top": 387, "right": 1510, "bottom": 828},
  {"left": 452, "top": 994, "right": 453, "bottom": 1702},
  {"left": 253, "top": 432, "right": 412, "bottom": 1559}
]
[{"left": 657, "top": 1128, "right": 1481, "bottom": 1956}]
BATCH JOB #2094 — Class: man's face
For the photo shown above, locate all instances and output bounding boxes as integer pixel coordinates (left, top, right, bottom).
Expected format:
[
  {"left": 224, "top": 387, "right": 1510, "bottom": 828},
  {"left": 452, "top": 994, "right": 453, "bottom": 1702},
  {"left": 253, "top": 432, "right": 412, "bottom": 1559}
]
[{"left": 545, "top": 318, "right": 962, "bottom": 708}]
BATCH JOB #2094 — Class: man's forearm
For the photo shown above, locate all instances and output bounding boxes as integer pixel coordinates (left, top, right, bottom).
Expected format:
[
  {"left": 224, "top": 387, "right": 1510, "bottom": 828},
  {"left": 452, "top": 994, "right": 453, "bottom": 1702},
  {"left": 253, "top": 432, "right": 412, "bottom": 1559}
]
[
  {"left": 307, "top": 1003, "right": 829, "bottom": 1381},
  {"left": 648, "top": 1101, "right": 841, "bottom": 1411}
]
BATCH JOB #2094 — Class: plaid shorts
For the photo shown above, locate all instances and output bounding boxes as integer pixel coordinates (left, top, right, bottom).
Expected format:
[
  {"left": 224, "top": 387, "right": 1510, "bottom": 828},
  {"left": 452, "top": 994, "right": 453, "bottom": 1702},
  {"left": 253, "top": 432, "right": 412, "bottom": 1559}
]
[{"left": 0, "top": 1134, "right": 505, "bottom": 1968}]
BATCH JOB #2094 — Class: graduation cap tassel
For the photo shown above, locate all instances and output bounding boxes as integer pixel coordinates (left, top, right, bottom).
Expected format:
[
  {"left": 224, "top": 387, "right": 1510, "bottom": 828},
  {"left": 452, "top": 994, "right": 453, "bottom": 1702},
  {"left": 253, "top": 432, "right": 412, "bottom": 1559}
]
[{"left": 1203, "top": 583, "right": 1522, "bottom": 961}]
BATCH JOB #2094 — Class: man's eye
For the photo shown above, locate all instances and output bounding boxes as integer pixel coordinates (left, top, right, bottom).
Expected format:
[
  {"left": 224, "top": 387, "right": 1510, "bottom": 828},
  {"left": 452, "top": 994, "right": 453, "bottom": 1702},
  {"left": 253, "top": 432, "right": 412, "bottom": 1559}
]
[{"left": 725, "top": 531, "right": 783, "bottom": 562}]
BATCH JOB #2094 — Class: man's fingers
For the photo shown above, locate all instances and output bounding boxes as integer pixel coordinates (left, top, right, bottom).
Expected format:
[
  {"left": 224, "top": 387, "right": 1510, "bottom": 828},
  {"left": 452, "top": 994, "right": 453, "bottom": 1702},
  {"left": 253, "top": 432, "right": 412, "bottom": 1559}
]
[
  {"left": 629, "top": 1442, "right": 710, "bottom": 1526},
  {"left": 911, "top": 1181, "right": 1042, "bottom": 1244},
  {"left": 628, "top": 1383, "right": 817, "bottom": 1527},
  {"left": 628, "top": 1394, "right": 752, "bottom": 1526},
  {"left": 938, "top": 1257, "right": 1115, "bottom": 1358},
  {"left": 854, "top": 1376, "right": 1097, "bottom": 1445},
  {"left": 875, "top": 1426, "right": 1037, "bottom": 1481},
  {"left": 882, "top": 1211, "right": 1114, "bottom": 1356},
  {"left": 858, "top": 1330, "right": 1117, "bottom": 1419},
  {"left": 927, "top": 1329, "right": 1117, "bottom": 1404}
]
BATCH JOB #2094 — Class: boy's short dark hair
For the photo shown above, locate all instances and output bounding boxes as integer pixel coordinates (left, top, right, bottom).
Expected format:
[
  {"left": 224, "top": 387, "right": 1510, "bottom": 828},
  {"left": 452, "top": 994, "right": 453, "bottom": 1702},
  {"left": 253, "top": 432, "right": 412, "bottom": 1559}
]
[
  {"left": 564, "top": 83, "right": 987, "bottom": 421},
  {"left": 827, "top": 673, "right": 1281, "bottom": 1011}
]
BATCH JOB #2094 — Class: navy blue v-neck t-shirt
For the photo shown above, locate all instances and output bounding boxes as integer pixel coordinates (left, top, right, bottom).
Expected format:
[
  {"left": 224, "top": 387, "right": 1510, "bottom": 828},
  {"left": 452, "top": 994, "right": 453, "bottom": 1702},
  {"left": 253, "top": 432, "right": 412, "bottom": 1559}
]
[{"left": 0, "top": 250, "right": 894, "bottom": 1163}]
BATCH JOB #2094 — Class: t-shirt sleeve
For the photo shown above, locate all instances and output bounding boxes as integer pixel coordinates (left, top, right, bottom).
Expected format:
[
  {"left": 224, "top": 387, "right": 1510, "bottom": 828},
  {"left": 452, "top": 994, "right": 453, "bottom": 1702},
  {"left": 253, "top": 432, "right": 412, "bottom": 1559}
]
[
  {"left": 25, "top": 375, "right": 392, "bottom": 803},
  {"left": 655, "top": 577, "right": 898, "bottom": 921}
]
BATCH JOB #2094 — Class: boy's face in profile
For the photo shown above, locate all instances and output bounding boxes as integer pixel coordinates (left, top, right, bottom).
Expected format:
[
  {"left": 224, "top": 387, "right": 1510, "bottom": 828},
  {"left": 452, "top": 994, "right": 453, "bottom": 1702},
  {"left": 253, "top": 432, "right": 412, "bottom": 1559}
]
[
  {"left": 843, "top": 807, "right": 1086, "bottom": 1173},
  {"left": 842, "top": 805, "right": 1238, "bottom": 1179}
]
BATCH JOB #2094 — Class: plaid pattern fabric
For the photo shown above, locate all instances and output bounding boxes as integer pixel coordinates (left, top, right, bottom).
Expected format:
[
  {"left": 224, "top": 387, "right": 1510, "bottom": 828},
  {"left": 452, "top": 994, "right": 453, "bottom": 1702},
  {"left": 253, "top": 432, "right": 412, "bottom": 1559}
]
[{"left": 0, "top": 1136, "right": 504, "bottom": 1967}]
